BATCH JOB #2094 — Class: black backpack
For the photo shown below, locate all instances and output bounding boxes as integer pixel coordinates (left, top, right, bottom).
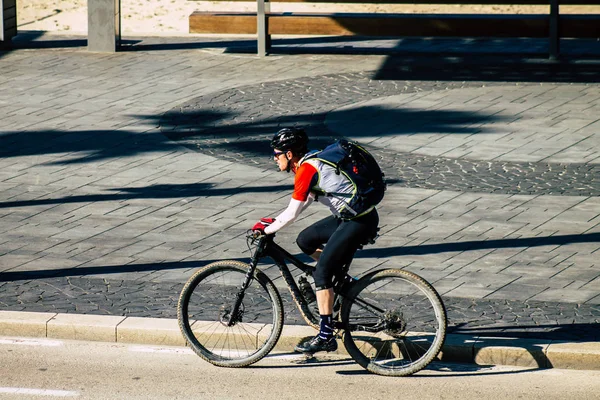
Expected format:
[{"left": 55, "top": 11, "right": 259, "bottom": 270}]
[{"left": 305, "top": 139, "right": 386, "bottom": 219}]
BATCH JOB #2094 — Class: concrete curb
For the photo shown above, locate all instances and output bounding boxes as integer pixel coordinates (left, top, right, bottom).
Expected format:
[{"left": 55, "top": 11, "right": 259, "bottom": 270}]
[{"left": 1, "top": 311, "right": 598, "bottom": 370}]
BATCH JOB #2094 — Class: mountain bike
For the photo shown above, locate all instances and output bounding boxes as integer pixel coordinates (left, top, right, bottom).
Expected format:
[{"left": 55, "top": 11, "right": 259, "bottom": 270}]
[{"left": 177, "top": 231, "right": 447, "bottom": 377}]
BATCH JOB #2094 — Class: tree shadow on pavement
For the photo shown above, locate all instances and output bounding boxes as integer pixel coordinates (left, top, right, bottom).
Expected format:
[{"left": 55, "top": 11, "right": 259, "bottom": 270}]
[
  {"left": 2, "top": 232, "right": 597, "bottom": 283},
  {"left": 1, "top": 103, "right": 509, "bottom": 164},
  {"left": 0, "top": 110, "right": 232, "bottom": 163},
  {"left": 373, "top": 53, "right": 600, "bottom": 83},
  {"left": 155, "top": 104, "right": 511, "bottom": 160},
  {"left": 158, "top": 100, "right": 508, "bottom": 138},
  {"left": 0, "top": 182, "right": 293, "bottom": 209},
  {"left": 0, "top": 259, "right": 235, "bottom": 282},
  {"left": 357, "top": 232, "right": 600, "bottom": 259},
  {"left": 222, "top": 36, "right": 600, "bottom": 84}
]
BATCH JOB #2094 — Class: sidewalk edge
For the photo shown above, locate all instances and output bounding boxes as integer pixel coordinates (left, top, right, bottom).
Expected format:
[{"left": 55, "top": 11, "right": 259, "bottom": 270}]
[{"left": 1, "top": 311, "right": 598, "bottom": 370}]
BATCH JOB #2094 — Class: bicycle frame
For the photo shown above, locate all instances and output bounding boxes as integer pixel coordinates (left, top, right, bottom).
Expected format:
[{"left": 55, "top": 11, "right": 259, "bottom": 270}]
[
  {"left": 228, "top": 233, "right": 387, "bottom": 332},
  {"left": 247, "top": 234, "right": 322, "bottom": 327},
  {"left": 223, "top": 234, "right": 306, "bottom": 325}
]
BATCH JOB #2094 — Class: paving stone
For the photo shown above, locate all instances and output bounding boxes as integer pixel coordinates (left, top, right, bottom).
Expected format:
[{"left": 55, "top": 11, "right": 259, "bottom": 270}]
[
  {"left": 529, "top": 288, "right": 600, "bottom": 304},
  {"left": 0, "top": 34, "right": 599, "bottom": 344}
]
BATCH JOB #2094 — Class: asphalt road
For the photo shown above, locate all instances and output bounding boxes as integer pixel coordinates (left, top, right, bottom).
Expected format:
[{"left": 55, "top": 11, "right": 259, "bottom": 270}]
[{"left": 1, "top": 337, "right": 599, "bottom": 400}]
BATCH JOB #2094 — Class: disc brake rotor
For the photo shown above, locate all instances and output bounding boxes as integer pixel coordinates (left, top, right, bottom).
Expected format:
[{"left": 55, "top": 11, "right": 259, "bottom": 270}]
[
  {"left": 219, "top": 303, "right": 245, "bottom": 326},
  {"left": 383, "top": 309, "right": 406, "bottom": 338}
]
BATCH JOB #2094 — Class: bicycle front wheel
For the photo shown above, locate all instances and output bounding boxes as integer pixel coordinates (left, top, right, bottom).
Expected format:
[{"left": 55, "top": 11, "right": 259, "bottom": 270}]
[
  {"left": 341, "top": 269, "right": 447, "bottom": 376},
  {"left": 177, "top": 261, "right": 284, "bottom": 367}
]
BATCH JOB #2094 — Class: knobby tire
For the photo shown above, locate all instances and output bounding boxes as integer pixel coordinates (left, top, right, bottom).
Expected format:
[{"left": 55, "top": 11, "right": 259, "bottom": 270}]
[
  {"left": 341, "top": 268, "right": 447, "bottom": 376},
  {"left": 177, "top": 261, "right": 284, "bottom": 367}
]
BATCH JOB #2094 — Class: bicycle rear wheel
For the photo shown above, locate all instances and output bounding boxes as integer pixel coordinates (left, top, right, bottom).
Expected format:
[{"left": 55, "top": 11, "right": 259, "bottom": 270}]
[
  {"left": 341, "top": 269, "right": 447, "bottom": 376},
  {"left": 177, "top": 261, "right": 284, "bottom": 367}
]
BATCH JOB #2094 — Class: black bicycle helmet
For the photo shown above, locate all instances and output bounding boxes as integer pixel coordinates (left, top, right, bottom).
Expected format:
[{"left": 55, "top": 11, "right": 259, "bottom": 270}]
[{"left": 270, "top": 127, "right": 308, "bottom": 153}]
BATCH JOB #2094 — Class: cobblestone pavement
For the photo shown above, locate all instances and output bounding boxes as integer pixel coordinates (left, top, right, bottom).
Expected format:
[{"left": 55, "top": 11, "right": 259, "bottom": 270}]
[
  {"left": 1, "top": 276, "right": 598, "bottom": 341},
  {"left": 0, "top": 34, "right": 599, "bottom": 342},
  {"left": 160, "top": 73, "right": 599, "bottom": 196}
]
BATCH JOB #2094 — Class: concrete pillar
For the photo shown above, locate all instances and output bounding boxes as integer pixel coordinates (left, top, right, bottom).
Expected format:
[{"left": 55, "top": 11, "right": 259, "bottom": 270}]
[
  {"left": 1, "top": 0, "right": 17, "bottom": 44},
  {"left": 88, "top": 0, "right": 121, "bottom": 52},
  {"left": 548, "top": 0, "right": 560, "bottom": 60}
]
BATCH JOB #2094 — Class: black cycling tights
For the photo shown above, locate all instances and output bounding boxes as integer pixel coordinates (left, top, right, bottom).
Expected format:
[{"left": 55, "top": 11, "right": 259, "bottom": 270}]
[{"left": 296, "top": 209, "right": 379, "bottom": 290}]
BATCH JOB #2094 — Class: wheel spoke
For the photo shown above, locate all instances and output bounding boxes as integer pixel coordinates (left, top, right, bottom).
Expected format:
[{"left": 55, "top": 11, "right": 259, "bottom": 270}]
[
  {"left": 342, "top": 270, "right": 446, "bottom": 376},
  {"left": 178, "top": 262, "right": 284, "bottom": 367}
]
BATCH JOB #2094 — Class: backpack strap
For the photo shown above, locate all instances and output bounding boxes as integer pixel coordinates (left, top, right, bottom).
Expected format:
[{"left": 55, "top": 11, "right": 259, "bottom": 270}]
[{"left": 298, "top": 149, "right": 320, "bottom": 165}]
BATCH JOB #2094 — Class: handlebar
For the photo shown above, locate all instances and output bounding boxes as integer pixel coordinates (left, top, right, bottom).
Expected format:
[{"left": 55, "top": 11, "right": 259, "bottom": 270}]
[{"left": 246, "top": 230, "right": 275, "bottom": 244}]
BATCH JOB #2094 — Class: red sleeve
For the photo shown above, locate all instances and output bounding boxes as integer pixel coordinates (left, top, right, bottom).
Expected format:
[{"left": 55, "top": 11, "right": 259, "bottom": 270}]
[{"left": 292, "top": 162, "right": 318, "bottom": 201}]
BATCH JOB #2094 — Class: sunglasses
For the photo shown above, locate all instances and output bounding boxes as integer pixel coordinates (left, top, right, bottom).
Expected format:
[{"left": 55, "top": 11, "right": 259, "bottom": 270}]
[{"left": 273, "top": 151, "right": 286, "bottom": 158}]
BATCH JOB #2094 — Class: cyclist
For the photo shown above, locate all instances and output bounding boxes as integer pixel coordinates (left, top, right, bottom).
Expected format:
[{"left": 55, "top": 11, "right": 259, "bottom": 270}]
[{"left": 252, "top": 127, "right": 380, "bottom": 354}]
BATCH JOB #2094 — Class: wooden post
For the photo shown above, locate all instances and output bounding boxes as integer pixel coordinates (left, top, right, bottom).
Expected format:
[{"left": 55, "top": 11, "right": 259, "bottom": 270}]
[
  {"left": 88, "top": 0, "right": 121, "bottom": 52},
  {"left": 1, "top": 0, "right": 17, "bottom": 44}
]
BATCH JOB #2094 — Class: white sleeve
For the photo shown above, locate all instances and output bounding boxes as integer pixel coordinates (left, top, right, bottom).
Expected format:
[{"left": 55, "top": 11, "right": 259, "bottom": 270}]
[{"left": 264, "top": 195, "right": 314, "bottom": 234}]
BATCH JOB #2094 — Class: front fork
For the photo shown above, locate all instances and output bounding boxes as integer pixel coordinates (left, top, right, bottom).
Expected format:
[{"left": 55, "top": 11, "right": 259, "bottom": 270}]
[{"left": 226, "top": 235, "right": 268, "bottom": 326}]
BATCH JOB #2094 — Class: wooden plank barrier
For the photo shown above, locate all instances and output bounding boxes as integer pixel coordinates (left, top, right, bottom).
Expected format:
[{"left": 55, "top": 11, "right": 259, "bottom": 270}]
[{"left": 189, "top": 0, "right": 600, "bottom": 57}]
